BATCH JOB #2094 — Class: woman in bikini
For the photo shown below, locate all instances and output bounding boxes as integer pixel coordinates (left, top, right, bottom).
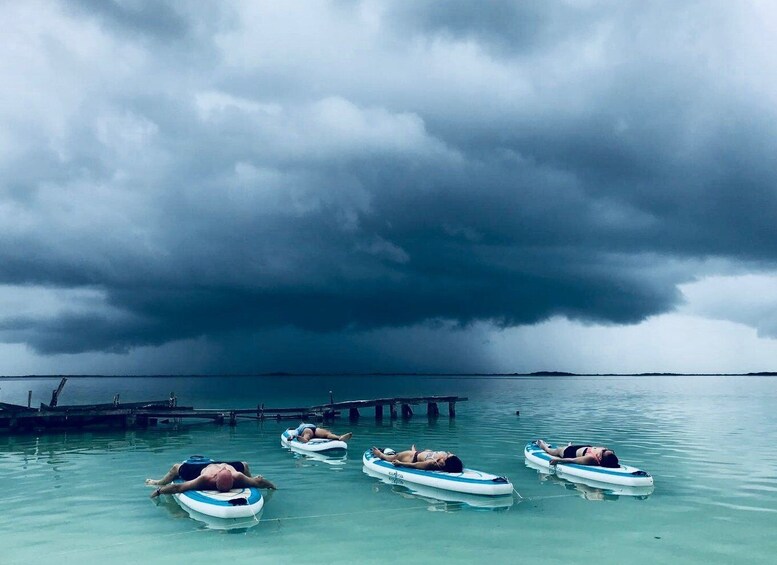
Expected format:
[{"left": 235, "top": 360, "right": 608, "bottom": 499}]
[
  {"left": 287, "top": 423, "right": 353, "bottom": 443},
  {"left": 371, "top": 445, "right": 463, "bottom": 473},
  {"left": 535, "top": 439, "right": 620, "bottom": 468}
]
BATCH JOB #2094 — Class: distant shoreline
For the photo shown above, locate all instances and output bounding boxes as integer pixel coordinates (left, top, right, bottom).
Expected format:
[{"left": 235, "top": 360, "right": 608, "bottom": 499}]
[{"left": 1, "top": 371, "right": 775, "bottom": 379}]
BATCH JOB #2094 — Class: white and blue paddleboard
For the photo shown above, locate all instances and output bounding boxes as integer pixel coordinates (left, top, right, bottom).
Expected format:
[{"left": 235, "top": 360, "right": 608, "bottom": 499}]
[
  {"left": 362, "top": 465, "right": 514, "bottom": 509},
  {"left": 362, "top": 449, "right": 513, "bottom": 497},
  {"left": 172, "top": 456, "right": 264, "bottom": 523},
  {"left": 524, "top": 442, "right": 654, "bottom": 488},
  {"left": 281, "top": 430, "right": 348, "bottom": 454}
]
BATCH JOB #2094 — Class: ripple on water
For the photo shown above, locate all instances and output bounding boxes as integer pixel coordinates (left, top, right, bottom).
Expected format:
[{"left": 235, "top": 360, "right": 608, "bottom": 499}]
[{"left": 1, "top": 375, "right": 777, "bottom": 564}]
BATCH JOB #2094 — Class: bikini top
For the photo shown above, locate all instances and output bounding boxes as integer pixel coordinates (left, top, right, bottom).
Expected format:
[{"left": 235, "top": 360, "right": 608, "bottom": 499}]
[{"left": 584, "top": 447, "right": 605, "bottom": 464}]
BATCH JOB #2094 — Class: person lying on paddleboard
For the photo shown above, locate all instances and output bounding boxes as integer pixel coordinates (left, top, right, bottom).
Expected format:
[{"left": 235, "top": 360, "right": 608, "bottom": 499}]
[
  {"left": 286, "top": 423, "right": 353, "bottom": 443},
  {"left": 371, "top": 446, "right": 463, "bottom": 473},
  {"left": 146, "top": 461, "right": 276, "bottom": 498},
  {"left": 535, "top": 439, "right": 620, "bottom": 468}
]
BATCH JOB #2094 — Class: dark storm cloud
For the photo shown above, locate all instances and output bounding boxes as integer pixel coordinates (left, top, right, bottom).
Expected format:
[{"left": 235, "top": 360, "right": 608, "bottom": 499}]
[
  {"left": 1, "top": 0, "right": 776, "bottom": 365},
  {"left": 67, "top": 0, "right": 189, "bottom": 39}
]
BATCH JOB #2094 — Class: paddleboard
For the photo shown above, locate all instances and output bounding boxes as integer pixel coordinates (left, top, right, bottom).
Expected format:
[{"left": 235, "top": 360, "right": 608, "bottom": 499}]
[
  {"left": 281, "top": 429, "right": 348, "bottom": 454},
  {"left": 524, "top": 441, "right": 654, "bottom": 488},
  {"left": 524, "top": 457, "right": 654, "bottom": 498},
  {"left": 171, "top": 456, "right": 264, "bottom": 520},
  {"left": 362, "top": 465, "right": 514, "bottom": 509},
  {"left": 362, "top": 449, "right": 513, "bottom": 496}
]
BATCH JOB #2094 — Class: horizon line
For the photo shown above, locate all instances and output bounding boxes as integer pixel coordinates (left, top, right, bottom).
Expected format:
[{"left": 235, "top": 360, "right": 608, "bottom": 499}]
[{"left": 2, "top": 371, "right": 776, "bottom": 379}]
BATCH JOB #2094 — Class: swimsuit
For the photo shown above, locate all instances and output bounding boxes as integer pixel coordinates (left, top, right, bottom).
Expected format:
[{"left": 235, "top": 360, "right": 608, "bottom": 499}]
[
  {"left": 563, "top": 445, "right": 590, "bottom": 459},
  {"left": 585, "top": 447, "right": 604, "bottom": 465},
  {"left": 561, "top": 445, "right": 606, "bottom": 464},
  {"left": 295, "top": 423, "right": 317, "bottom": 436},
  {"left": 412, "top": 450, "right": 446, "bottom": 463},
  {"left": 178, "top": 461, "right": 245, "bottom": 481}
]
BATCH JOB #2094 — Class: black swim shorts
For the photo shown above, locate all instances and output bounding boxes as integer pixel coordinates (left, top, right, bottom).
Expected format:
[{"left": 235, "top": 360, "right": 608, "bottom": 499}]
[
  {"left": 178, "top": 460, "right": 246, "bottom": 481},
  {"left": 563, "top": 445, "right": 590, "bottom": 459}
]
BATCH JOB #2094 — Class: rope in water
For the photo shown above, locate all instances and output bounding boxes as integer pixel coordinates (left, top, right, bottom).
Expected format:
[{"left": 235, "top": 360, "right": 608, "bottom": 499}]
[{"left": 13, "top": 504, "right": 434, "bottom": 563}]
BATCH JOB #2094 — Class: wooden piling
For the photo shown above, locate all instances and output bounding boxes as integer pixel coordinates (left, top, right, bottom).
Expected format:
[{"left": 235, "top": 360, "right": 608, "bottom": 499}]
[
  {"left": 427, "top": 402, "right": 439, "bottom": 417},
  {"left": 27, "top": 391, "right": 32, "bottom": 409},
  {"left": 349, "top": 407, "right": 360, "bottom": 421},
  {"left": 390, "top": 402, "right": 398, "bottom": 419},
  {"left": 448, "top": 401, "right": 456, "bottom": 417},
  {"left": 401, "top": 403, "right": 413, "bottom": 418},
  {"left": 50, "top": 378, "right": 67, "bottom": 407}
]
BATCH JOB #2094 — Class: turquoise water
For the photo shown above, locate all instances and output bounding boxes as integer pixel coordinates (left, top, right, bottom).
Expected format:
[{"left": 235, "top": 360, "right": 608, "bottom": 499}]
[{"left": 1, "top": 375, "right": 776, "bottom": 564}]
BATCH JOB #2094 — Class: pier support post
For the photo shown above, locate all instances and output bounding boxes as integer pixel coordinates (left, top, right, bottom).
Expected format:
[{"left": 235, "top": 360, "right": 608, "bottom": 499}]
[
  {"left": 50, "top": 377, "right": 67, "bottom": 407},
  {"left": 258, "top": 403, "right": 264, "bottom": 421},
  {"left": 349, "top": 407, "right": 360, "bottom": 421},
  {"left": 390, "top": 402, "right": 398, "bottom": 419},
  {"left": 375, "top": 404, "right": 383, "bottom": 420},
  {"left": 229, "top": 412, "right": 237, "bottom": 426},
  {"left": 401, "top": 404, "right": 413, "bottom": 419},
  {"left": 448, "top": 401, "right": 456, "bottom": 418},
  {"left": 427, "top": 402, "right": 439, "bottom": 418},
  {"left": 27, "top": 391, "right": 32, "bottom": 409}
]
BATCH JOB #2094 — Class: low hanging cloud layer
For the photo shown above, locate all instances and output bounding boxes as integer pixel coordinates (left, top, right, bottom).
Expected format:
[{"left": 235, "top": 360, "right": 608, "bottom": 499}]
[{"left": 1, "top": 1, "right": 777, "bottom": 371}]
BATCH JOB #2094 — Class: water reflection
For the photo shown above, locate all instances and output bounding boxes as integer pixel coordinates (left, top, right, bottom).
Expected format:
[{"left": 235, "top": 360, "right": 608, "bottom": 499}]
[{"left": 281, "top": 443, "right": 348, "bottom": 467}]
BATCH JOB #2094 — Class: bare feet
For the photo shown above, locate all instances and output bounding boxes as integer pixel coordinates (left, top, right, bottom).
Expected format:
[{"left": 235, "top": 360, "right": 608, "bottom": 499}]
[
  {"left": 339, "top": 432, "right": 352, "bottom": 442},
  {"left": 537, "top": 439, "right": 551, "bottom": 453},
  {"left": 372, "top": 447, "right": 396, "bottom": 461}
]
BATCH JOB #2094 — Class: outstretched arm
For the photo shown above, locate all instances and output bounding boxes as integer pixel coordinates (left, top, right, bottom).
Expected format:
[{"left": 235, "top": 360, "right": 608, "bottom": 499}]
[
  {"left": 150, "top": 476, "right": 208, "bottom": 498},
  {"left": 243, "top": 474, "right": 276, "bottom": 490},
  {"left": 392, "top": 459, "right": 439, "bottom": 470}
]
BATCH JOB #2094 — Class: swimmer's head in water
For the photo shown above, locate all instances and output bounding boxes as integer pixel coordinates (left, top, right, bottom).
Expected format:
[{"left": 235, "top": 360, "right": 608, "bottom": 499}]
[{"left": 215, "top": 469, "right": 234, "bottom": 492}]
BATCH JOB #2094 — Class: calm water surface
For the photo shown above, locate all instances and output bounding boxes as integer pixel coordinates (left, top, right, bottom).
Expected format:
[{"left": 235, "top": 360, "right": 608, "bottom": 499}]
[{"left": 1, "top": 375, "right": 775, "bottom": 564}]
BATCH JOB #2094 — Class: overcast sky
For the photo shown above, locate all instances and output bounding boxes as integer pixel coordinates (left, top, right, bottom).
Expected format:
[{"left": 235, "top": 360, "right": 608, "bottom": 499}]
[{"left": 2, "top": 0, "right": 777, "bottom": 375}]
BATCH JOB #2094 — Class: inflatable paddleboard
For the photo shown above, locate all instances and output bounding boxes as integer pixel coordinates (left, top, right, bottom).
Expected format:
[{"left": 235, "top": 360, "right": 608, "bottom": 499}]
[
  {"left": 363, "top": 465, "right": 514, "bottom": 509},
  {"left": 172, "top": 456, "right": 264, "bottom": 521},
  {"left": 524, "top": 442, "right": 654, "bottom": 488},
  {"left": 524, "top": 458, "right": 653, "bottom": 498},
  {"left": 362, "top": 449, "right": 513, "bottom": 496},
  {"left": 281, "top": 430, "right": 348, "bottom": 454}
]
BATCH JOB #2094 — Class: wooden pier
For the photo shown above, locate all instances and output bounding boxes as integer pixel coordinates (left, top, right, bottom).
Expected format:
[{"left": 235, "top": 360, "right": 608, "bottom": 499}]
[{"left": 0, "top": 379, "right": 467, "bottom": 433}]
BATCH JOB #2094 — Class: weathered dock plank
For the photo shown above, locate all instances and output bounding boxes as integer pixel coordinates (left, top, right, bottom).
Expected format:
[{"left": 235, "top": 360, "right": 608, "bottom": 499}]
[{"left": 0, "top": 393, "right": 467, "bottom": 433}]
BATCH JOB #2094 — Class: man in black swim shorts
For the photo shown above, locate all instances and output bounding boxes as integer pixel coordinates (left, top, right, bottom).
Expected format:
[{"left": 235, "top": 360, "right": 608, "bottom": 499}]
[{"left": 146, "top": 460, "right": 276, "bottom": 498}]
